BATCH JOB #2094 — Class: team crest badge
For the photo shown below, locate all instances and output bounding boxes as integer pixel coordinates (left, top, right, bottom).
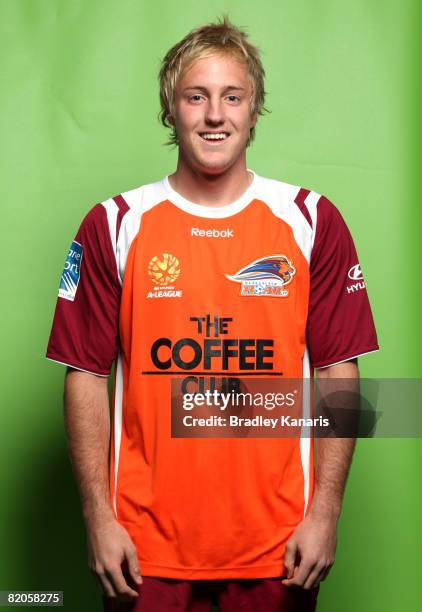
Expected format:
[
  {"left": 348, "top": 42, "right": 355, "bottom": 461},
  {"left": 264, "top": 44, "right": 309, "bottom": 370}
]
[{"left": 226, "top": 254, "right": 295, "bottom": 297}]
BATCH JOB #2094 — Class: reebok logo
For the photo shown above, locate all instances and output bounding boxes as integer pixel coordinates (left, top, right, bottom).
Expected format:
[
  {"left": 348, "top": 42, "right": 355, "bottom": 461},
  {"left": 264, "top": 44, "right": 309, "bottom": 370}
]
[{"left": 191, "top": 227, "right": 234, "bottom": 238}]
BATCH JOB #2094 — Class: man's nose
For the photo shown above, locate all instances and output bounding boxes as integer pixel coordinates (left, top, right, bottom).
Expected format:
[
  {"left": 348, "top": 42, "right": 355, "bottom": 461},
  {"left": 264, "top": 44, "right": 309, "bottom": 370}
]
[{"left": 204, "top": 98, "right": 224, "bottom": 124}]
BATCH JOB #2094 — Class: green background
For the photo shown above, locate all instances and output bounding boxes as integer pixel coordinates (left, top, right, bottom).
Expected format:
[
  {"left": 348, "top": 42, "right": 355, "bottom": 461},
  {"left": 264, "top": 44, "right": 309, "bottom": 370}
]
[{"left": 1, "top": 1, "right": 421, "bottom": 610}]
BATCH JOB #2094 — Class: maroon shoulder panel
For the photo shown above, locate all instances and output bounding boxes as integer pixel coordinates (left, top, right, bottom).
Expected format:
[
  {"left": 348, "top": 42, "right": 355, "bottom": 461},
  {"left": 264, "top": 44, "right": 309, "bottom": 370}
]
[
  {"left": 307, "top": 196, "right": 379, "bottom": 368},
  {"left": 294, "top": 188, "right": 312, "bottom": 227},
  {"left": 46, "top": 204, "right": 121, "bottom": 375},
  {"left": 114, "top": 194, "right": 130, "bottom": 240}
]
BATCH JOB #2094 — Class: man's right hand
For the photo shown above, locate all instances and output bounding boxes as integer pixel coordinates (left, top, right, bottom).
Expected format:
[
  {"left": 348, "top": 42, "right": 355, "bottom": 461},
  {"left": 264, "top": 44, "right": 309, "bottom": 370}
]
[{"left": 86, "top": 515, "right": 142, "bottom": 602}]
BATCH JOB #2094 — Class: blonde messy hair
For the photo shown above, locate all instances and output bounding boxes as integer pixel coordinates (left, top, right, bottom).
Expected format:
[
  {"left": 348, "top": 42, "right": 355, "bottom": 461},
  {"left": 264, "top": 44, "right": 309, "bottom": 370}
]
[{"left": 159, "top": 16, "right": 267, "bottom": 146}]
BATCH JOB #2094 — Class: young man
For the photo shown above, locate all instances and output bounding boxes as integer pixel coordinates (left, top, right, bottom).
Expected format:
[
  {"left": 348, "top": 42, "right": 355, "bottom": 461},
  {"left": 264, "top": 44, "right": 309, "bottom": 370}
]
[{"left": 46, "top": 17, "right": 378, "bottom": 612}]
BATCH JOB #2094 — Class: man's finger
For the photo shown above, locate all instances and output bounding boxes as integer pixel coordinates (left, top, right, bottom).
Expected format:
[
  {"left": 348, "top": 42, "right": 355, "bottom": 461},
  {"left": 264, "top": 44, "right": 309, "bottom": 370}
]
[
  {"left": 282, "top": 557, "right": 316, "bottom": 588},
  {"left": 95, "top": 570, "right": 117, "bottom": 599},
  {"left": 125, "top": 547, "right": 143, "bottom": 585},
  {"left": 283, "top": 540, "right": 298, "bottom": 579},
  {"left": 319, "top": 563, "right": 333, "bottom": 583},
  {"left": 106, "top": 565, "right": 139, "bottom": 600},
  {"left": 303, "top": 564, "right": 324, "bottom": 590}
]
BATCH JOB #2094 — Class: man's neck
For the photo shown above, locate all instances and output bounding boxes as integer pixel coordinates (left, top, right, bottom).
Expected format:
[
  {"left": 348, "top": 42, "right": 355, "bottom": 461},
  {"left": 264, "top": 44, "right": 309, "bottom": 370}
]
[{"left": 168, "top": 162, "right": 253, "bottom": 207}]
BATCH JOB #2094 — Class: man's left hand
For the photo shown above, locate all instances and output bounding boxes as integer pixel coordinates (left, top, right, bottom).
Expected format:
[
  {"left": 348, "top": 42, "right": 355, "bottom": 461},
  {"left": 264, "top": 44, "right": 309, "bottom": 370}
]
[{"left": 282, "top": 511, "right": 337, "bottom": 590}]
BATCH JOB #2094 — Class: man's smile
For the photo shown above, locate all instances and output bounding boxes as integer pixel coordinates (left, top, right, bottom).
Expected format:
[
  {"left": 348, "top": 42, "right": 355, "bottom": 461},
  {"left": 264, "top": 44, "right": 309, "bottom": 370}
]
[{"left": 198, "top": 131, "right": 231, "bottom": 145}]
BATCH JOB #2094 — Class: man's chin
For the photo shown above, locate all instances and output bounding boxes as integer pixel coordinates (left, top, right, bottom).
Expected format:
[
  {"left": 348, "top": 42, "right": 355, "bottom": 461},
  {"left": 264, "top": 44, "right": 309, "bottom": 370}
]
[{"left": 192, "top": 155, "right": 235, "bottom": 176}]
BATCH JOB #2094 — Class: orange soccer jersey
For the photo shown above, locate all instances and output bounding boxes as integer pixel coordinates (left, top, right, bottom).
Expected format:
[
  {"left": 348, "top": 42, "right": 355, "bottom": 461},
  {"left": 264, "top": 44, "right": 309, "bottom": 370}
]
[{"left": 47, "top": 171, "right": 378, "bottom": 579}]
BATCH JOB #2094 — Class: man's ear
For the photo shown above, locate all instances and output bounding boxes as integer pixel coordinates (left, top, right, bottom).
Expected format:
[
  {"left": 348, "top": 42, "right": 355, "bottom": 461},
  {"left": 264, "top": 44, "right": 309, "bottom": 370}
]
[{"left": 167, "top": 114, "right": 174, "bottom": 126}]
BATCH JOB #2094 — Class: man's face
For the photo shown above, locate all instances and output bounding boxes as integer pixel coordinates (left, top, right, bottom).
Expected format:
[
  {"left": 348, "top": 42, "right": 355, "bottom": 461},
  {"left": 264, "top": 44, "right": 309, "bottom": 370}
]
[{"left": 171, "top": 54, "right": 257, "bottom": 175}]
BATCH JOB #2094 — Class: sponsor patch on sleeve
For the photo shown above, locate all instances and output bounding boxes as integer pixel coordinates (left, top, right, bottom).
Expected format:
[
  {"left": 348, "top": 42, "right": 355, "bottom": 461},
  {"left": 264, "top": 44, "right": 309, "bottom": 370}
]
[{"left": 58, "top": 240, "right": 83, "bottom": 301}]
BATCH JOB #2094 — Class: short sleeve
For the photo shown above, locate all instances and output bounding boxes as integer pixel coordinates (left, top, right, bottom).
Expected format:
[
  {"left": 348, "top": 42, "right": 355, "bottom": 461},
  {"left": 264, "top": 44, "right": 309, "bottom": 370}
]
[
  {"left": 307, "top": 196, "right": 379, "bottom": 368},
  {"left": 46, "top": 203, "right": 121, "bottom": 376}
]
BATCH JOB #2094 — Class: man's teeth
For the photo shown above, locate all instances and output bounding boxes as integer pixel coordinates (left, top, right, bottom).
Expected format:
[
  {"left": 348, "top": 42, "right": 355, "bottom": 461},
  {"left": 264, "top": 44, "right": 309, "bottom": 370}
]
[{"left": 201, "top": 133, "right": 228, "bottom": 140}]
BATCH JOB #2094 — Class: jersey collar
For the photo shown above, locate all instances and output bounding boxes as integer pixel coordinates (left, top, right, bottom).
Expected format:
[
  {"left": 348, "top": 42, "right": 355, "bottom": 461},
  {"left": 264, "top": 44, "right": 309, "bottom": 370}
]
[{"left": 162, "top": 170, "right": 257, "bottom": 219}]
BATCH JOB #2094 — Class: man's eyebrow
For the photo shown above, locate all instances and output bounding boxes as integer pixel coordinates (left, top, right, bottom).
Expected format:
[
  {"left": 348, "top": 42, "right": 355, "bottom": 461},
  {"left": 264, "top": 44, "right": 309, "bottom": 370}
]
[{"left": 182, "top": 86, "right": 247, "bottom": 93}]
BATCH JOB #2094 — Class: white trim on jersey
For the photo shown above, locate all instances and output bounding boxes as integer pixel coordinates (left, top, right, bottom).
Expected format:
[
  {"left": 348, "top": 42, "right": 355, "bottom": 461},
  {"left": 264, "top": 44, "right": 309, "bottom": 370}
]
[
  {"left": 301, "top": 348, "right": 312, "bottom": 516},
  {"left": 162, "top": 170, "right": 258, "bottom": 219},
  {"left": 315, "top": 348, "right": 380, "bottom": 369},
  {"left": 302, "top": 191, "right": 320, "bottom": 249},
  {"left": 113, "top": 351, "right": 124, "bottom": 517},
  {"left": 115, "top": 181, "right": 169, "bottom": 283},
  {"left": 46, "top": 357, "right": 109, "bottom": 377},
  {"left": 101, "top": 199, "right": 119, "bottom": 258},
  {"left": 115, "top": 207, "right": 141, "bottom": 284},
  {"left": 254, "top": 176, "right": 315, "bottom": 263}
]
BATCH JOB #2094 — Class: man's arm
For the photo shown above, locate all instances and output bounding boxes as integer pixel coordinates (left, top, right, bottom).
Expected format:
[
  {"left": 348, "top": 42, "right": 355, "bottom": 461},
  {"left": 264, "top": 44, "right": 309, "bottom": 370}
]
[
  {"left": 282, "top": 359, "right": 358, "bottom": 590},
  {"left": 64, "top": 368, "right": 142, "bottom": 601}
]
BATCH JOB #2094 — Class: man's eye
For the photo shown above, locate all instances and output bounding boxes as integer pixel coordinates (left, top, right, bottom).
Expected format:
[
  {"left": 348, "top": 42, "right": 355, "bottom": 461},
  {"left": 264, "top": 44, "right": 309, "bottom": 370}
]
[
  {"left": 189, "top": 95, "right": 203, "bottom": 102},
  {"left": 226, "top": 95, "right": 241, "bottom": 103}
]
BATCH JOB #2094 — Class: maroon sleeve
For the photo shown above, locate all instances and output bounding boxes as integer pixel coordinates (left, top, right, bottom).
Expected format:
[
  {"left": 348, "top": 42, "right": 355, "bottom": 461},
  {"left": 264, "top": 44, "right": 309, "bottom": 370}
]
[
  {"left": 46, "top": 204, "right": 121, "bottom": 376},
  {"left": 307, "top": 196, "right": 379, "bottom": 368}
]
